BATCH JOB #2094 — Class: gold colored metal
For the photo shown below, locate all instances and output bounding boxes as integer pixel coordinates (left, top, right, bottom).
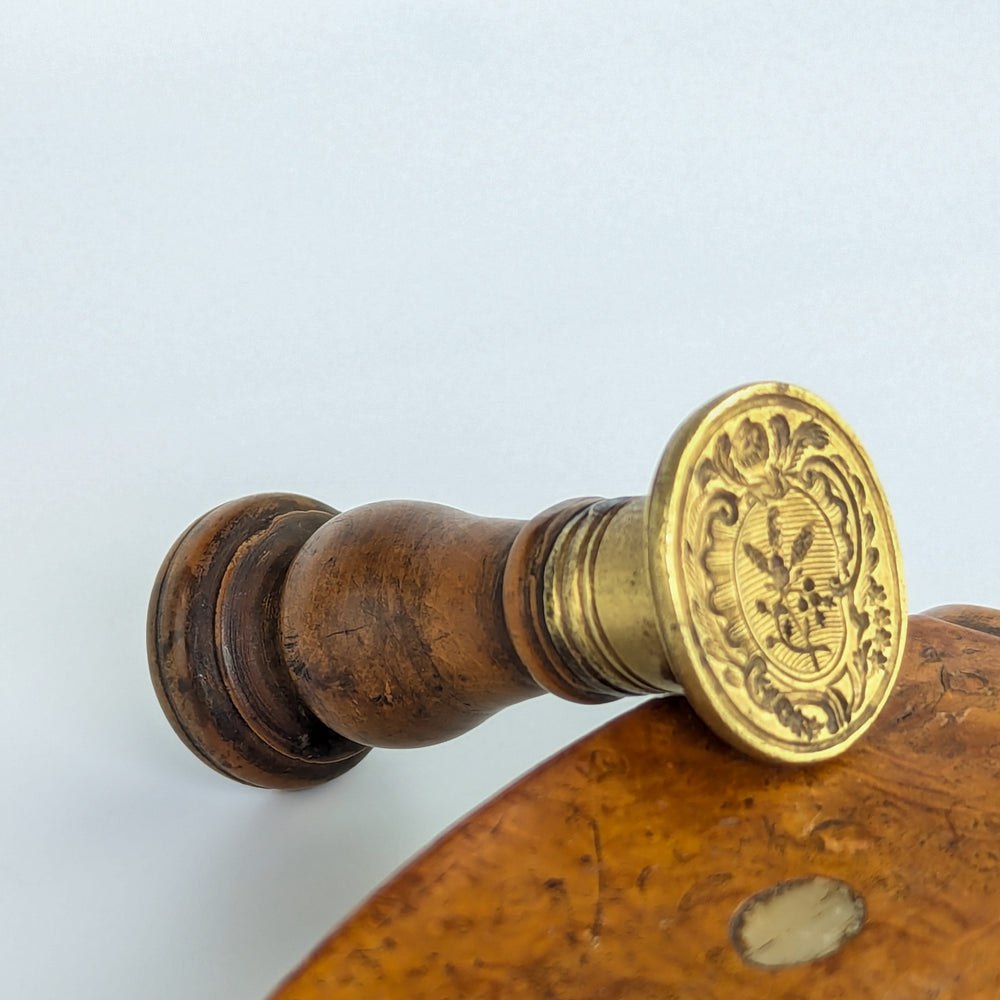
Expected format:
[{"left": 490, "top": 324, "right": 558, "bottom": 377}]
[{"left": 545, "top": 382, "right": 907, "bottom": 763}]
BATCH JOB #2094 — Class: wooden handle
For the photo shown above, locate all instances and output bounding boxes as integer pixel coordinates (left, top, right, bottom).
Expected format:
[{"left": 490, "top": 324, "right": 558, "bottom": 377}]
[
  {"left": 279, "top": 499, "right": 555, "bottom": 748},
  {"left": 148, "top": 493, "right": 608, "bottom": 788},
  {"left": 147, "top": 384, "right": 907, "bottom": 786}
]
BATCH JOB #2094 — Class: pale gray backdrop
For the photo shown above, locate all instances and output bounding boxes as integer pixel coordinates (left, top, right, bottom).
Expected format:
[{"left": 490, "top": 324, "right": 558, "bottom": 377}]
[{"left": 2, "top": 3, "right": 998, "bottom": 998}]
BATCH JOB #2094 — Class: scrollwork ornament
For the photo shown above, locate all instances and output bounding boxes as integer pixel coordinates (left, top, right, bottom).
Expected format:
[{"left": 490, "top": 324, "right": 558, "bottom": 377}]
[{"left": 649, "top": 384, "right": 906, "bottom": 762}]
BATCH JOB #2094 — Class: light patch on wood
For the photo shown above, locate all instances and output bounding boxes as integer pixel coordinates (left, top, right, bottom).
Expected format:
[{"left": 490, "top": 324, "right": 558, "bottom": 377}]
[{"left": 730, "top": 876, "right": 865, "bottom": 969}]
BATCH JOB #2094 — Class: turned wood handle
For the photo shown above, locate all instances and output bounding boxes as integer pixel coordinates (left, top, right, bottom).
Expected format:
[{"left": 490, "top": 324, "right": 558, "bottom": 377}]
[
  {"left": 148, "top": 493, "right": 607, "bottom": 788},
  {"left": 278, "top": 499, "right": 576, "bottom": 747},
  {"left": 148, "top": 383, "right": 906, "bottom": 787}
]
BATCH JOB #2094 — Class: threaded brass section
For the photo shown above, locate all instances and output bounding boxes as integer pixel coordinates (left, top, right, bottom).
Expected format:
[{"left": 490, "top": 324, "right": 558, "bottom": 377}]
[{"left": 543, "top": 497, "right": 680, "bottom": 697}]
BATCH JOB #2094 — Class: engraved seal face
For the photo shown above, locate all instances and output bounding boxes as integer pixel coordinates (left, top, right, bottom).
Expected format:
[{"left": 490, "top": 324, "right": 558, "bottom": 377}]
[{"left": 648, "top": 383, "right": 906, "bottom": 762}]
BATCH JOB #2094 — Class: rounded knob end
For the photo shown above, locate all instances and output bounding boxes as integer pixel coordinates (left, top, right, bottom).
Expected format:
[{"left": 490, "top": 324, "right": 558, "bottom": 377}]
[{"left": 147, "top": 493, "right": 370, "bottom": 788}]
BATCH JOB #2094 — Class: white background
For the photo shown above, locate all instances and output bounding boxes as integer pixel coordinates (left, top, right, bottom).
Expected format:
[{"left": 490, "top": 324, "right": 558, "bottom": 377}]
[{"left": 2, "top": 4, "right": 998, "bottom": 998}]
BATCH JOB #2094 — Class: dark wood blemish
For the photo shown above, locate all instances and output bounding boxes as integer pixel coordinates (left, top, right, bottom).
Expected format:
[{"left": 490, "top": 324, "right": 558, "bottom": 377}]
[
  {"left": 586, "top": 815, "right": 605, "bottom": 941},
  {"left": 583, "top": 747, "right": 630, "bottom": 782},
  {"left": 636, "top": 865, "right": 655, "bottom": 892},
  {"left": 544, "top": 877, "right": 567, "bottom": 894},
  {"left": 813, "top": 817, "right": 854, "bottom": 834},
  {"left": 941, "top": 664, "right": 994, "bottom": 697},
  {"left": 678, "top": 872, "right": 733, "bottom": 913}
]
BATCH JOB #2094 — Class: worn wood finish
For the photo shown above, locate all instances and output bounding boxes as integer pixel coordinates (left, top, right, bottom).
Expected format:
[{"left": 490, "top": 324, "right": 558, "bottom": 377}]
[
  {"left": 272, "top": 609, "right": 1000, "bottom": 999},
  {"left": 281, "top": 501, "right": 544, "bottom": 748},
  {"left": 149, "top": 495, "right": 573, "bottom": 785},
  {"left": 147, "top": 494, "right": 371, "bottom": 789},
  {"left": 149, "top": 493, "right": 638, "bottom": 786}
]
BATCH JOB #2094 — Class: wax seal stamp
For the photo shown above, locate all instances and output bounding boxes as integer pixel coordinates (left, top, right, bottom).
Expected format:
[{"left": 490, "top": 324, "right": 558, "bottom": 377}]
[{"left": 149, "top": 382, "right": 905, "bottom": 786}]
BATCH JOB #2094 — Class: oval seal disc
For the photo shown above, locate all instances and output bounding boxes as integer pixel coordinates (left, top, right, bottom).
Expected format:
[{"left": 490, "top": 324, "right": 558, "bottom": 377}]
[{"left": 647, "top": 383, "right": 906, "bottom": 763}]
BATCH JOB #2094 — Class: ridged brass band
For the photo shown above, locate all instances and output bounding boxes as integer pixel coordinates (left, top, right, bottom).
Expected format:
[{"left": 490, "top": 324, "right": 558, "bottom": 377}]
[{"left": 543, "top": 496, "right": 682, "bottom": 697}]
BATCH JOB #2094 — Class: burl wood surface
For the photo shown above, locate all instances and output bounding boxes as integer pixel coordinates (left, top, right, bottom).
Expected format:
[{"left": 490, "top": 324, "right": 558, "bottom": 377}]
[{"left": 272, "top": 610, "right": 1000, "bottom": 999}]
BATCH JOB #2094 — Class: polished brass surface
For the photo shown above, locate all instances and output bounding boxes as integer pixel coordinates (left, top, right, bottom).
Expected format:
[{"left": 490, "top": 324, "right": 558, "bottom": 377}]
[
  {"left": 544, "top": 382, "right": 906, "bottom": 763},
  {"left": 545, "top": 497, "right": 679, "bottom": 696}
]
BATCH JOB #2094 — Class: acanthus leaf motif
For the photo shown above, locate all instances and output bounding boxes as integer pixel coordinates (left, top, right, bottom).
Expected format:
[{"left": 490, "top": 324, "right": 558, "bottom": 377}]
[{"left": 713, "top": 433, "right": 745, "bottom": 486}]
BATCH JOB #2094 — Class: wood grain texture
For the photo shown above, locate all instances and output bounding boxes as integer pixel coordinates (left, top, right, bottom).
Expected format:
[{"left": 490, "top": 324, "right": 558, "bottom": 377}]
[
  {"left": 272, "top": 610, "right": 1000, "bottom": 998},
  {"left": 149, "top": 494, "right": 583, "bottom": 786},
  {"left": 147, "top": 494, "right": 370, "bottom": 788},
  {"left": 281, "top": 501, "right": 545, "bottom": 747}
]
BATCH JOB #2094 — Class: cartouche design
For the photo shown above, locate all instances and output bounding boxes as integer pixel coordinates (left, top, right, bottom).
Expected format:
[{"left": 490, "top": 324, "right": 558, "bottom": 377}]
[{"left": 657, "top": 385, "right": 905, "bottom": 760}]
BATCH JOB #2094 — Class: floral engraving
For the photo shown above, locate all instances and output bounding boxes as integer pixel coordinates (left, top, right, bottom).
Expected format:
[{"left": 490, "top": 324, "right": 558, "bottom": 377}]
[
  {"left": 689, "top": 411, "right": 894, "bottom": 745},
  {"left": 745, "top": 512, "right": 834, "bottom": 671}
]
